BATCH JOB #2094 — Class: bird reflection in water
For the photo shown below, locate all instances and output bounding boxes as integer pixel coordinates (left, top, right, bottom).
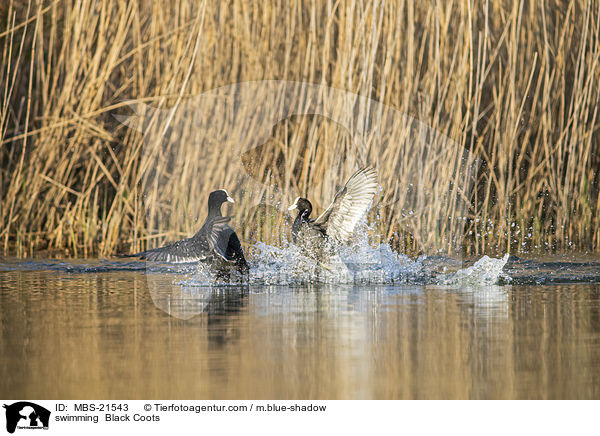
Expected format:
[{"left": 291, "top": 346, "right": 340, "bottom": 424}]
[{"left": 145, "top": 272, "right": 249, "bottom": 346}]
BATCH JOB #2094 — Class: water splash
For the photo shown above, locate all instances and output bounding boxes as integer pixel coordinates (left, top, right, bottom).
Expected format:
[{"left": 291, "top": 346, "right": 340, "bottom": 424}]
[
  {"left": 0, "top": 238, "right": 510, "bottom": 287},
  {"left": 246, "top": 239, "right": 422, "bottom": 285},
  {"left": 179, "top": 236, "right": 508, "bottom": 286},
  {"left": 437, "top": 254, "right": 510, "bottom": 286}
]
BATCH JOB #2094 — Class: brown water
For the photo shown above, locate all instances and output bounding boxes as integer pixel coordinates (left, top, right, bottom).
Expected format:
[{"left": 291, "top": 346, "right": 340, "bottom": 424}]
[{"left": 1, "top": 260, "right": 600, "bottom": 399}]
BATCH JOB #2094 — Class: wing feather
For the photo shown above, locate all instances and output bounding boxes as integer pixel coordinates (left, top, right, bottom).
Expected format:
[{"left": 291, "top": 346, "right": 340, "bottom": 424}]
[
  {"left": 133, "top": 217, "right": 232, "bottom": 262},
  {"left": 128, "top": 216, "right": 247, "bottom": 270},
  {"left": 206, "top": 216, "right": 234, "bottom": 261},
  {"left": 136, "top": 236, "right": 209, "bottom": 262},
  {"left": 314, "top": 167, "right": 378, "bottom": 243}
]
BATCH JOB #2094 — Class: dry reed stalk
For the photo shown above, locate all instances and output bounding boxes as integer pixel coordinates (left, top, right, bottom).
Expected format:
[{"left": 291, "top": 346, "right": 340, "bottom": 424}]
[{"left": 0, "top": 0, "right": 598, "bottom": 257}]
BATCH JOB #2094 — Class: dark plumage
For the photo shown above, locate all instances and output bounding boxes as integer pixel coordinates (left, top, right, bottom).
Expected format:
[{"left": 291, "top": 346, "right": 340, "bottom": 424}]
[
  {"left": 288, "top": 167, "right": 378, "bottom": 247},
  {"left": 126, "top": 189, "right": 248, "bottom": 273}
]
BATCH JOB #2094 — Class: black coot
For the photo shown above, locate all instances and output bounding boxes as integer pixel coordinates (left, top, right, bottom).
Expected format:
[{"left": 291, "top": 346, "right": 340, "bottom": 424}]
[
  {"left": 127, "top": 189, "right": 248, "bottom": 273},
  {"left": 288, "top": 167, "right": 378, "bottom": 250}
]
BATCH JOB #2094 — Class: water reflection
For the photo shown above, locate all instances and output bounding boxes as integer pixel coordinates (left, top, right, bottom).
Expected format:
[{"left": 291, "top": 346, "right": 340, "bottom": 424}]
[
  {"left": 0, "top": 269, "right": 599, "bottom": 399},
  {"left": 456, "top": 285, "right": 511, "bottom": 318},
  {"left": 146, "top": 273, "right": 249, "bottom": 320}
]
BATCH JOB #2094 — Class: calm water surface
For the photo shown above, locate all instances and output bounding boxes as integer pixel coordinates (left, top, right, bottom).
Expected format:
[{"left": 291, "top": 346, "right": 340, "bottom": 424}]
[{"left": 1, "top": 257, "right": 600, "bottom": 399}]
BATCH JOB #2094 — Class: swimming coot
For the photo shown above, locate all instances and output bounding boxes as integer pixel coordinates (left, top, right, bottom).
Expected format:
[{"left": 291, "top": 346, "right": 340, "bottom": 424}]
[
  {"left": 288, "top": 167, "right": 378, "bottom": 246},
  {"left": 127, "top": 189, "right": 248, "bottom": 273}
]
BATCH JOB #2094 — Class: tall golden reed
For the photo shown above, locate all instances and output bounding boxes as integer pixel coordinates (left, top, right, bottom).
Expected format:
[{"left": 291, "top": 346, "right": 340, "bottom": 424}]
[{"left": 1, "top": 0, "right": 599, "bottom": 257}]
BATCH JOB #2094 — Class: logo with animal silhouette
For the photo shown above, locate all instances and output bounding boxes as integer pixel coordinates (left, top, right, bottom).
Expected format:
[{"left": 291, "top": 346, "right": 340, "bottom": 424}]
[{"left": 3, "top": 402, "right": 50, "bottom": 433}]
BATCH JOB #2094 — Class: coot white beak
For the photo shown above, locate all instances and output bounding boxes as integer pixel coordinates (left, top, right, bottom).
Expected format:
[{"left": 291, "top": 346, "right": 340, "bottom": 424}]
[
  {"left": 227, "top": 195, "right": 234, "bottom": 203},
  {"left": 288, "top": 197, "right": 300, "bottom": 211}
]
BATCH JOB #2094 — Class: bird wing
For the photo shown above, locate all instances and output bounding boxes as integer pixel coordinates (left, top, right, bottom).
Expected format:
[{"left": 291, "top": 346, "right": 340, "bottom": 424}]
[
  {"left": 131, "top": 217, "right": 231, "bottom": 263},
  {"left": 135, "top": 235, "right": 210, "bottom": 262},
  {"left": 207, "top": 217, "right": 249, "bottom": 272},
  {"left": 206, "top": 216, "right": 235, "bottom": 261},
  {"left": 314, "top": 167, "right": 378, "bottom": 243}
]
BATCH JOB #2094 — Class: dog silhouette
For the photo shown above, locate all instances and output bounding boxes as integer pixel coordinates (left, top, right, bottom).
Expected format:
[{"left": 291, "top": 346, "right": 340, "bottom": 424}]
[{"left": 3, "top": 402, "right": 50, "bottom": 434}]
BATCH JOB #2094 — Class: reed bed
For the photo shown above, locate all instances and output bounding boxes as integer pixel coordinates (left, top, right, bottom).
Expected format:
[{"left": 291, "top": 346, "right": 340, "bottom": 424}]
[{"left": 1, "top": 0, "right": 599, "bottom": 258}]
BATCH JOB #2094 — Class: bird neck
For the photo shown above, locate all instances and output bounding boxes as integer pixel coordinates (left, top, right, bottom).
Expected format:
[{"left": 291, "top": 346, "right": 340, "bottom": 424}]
[{"left": 207, "top": 203, "right": 223, "bottom": 218}]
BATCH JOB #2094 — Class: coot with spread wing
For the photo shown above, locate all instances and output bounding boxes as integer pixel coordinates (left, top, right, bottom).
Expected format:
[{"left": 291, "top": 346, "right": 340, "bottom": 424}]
[
  {"left": 126, "top": 189, "right": 248, "bottom": 273},
  {"left": 288, "top": 167, "right": 378, "bottom": 250}
]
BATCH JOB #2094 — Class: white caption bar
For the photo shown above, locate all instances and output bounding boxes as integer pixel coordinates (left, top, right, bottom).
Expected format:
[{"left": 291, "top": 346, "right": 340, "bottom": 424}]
[{"left": 1, "top": 400, "right": 598, "bottom": 435}]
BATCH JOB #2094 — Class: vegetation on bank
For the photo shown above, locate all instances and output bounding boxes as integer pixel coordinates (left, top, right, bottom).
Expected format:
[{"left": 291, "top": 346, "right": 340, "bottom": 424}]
[{"left": 1, "top": 0, "right": 599, "bottom": 257}]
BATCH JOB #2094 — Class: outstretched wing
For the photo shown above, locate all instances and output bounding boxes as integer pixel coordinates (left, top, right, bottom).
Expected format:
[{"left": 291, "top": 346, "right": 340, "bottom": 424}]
[
  {"left": 128, "top": 217, "right": 232, "bottom": 262},
  {"left": 207, "top": 217, "right": 249, "bottom": 272},
  {"left": 206, "top": 216, "right": 235, "bottom": 261},
  {"left": 133, "top": 235, "right": 210, "bottom": 262},
  {"left": 314, "top": 167, "right": 378, "bottom": 243}
]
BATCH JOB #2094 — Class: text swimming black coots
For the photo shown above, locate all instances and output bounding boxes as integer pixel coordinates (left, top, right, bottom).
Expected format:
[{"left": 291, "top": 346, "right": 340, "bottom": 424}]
[
  {"left": 127, "top": 189, "right": 248, "bottom": 274},
  {"left": 288, "top": 167, "right": 378, "bottom": 249}
]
